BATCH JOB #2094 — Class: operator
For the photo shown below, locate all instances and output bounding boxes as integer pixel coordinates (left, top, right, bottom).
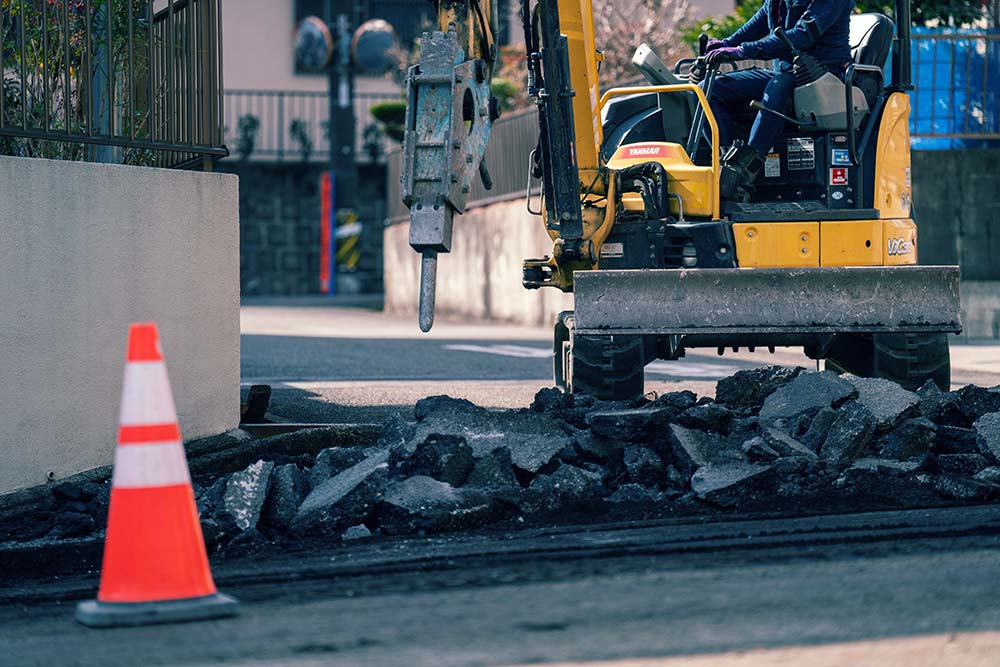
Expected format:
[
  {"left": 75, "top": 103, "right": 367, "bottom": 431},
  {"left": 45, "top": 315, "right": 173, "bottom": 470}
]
[{"left": 696, "top": 0, "right": 855, "bottom": 199}]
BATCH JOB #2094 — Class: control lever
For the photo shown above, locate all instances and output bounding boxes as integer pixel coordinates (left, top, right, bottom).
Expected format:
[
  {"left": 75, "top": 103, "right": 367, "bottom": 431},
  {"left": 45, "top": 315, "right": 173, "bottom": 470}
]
[
  {"left": 698, "top": 33, "right": 709, "bottom": 56},
  {"left": 773, "top": 27, "right": 799, "bottom": 57}
]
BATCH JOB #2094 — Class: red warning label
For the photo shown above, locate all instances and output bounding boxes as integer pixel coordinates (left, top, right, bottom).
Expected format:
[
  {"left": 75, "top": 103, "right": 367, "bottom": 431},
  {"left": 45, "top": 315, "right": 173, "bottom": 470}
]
[{"left": 830, "top": 168, "right": 848, "bottom": 186}]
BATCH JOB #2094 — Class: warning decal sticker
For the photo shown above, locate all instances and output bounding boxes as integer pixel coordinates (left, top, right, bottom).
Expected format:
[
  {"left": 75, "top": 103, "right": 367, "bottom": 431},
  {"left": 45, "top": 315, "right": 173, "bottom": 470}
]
[
  {"left": 764, "top": 153, "right": 781, "bottom": 178},
  {"left": 830, "top": 168, "right": 848, "bottom": 186},
  {"left": 787, "top": 138, "right": 815, "bottom": 171}
]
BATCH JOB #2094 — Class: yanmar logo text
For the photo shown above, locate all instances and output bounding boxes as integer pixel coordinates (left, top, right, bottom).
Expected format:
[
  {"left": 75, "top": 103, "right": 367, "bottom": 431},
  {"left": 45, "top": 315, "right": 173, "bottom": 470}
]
[
  {"left": 625, "top": 145, "right": 664, "bottom": 158},
  {"left": 887, "top": 237, "right": 915, "bottom": 256}
]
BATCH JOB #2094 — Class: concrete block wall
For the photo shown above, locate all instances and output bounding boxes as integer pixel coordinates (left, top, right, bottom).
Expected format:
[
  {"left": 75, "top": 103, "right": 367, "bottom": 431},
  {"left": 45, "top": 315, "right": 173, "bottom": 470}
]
[
  {"left": 384, "top": 198, "right": 572, "bottom": 326},
  {"left": 0, "top": 157, "right": 240, "bottom": 495}
]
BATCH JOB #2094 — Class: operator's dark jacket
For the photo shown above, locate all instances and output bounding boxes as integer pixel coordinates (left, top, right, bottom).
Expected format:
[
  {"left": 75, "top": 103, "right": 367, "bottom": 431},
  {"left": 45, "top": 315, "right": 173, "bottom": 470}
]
[{"left": 720, "top": 0, "right": 854, "bottom": 71}]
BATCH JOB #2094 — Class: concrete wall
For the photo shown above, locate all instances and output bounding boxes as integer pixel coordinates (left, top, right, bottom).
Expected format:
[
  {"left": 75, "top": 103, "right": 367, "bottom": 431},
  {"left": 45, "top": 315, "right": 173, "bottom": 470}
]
[
  {"left": 384, "top": 199, "right": 573, "bottom": 326},
  {"left": 0, "top": 157, "right": 240, "bottom": 495}
]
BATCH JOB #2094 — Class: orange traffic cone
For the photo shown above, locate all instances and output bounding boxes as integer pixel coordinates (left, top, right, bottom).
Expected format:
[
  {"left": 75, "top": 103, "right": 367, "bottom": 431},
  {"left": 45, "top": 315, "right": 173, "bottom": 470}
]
[{"left": 76, "top": 323, "right": 238, "bottom": 627}]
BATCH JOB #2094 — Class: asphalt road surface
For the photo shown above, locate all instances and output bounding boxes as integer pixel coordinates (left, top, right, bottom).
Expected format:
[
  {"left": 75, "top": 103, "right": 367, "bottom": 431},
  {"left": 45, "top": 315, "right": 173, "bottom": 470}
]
[{"left": 240, "top": 298, "right": 1000, "bottom": 424}]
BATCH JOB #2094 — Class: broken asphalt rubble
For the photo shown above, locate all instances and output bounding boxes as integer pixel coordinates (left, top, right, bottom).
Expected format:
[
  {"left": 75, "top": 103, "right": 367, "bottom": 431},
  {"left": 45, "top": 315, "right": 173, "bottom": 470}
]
[{"left": 4, "top": 367, "right": 1000, "bottom": 553}]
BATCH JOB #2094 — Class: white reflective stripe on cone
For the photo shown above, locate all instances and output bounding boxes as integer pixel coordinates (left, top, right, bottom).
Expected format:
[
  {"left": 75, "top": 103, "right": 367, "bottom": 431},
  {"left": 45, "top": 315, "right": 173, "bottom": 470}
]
[
  {"left": 112, "top": 442, "right": 191, "bottom": 489},
  {"left": 118, "top": 361, "right": 179, "bottom": 426}
]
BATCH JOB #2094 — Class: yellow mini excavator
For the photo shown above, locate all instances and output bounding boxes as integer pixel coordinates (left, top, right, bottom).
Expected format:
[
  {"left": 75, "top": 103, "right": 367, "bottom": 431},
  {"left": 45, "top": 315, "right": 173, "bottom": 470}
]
[{"left": 401, "top": 0, "right": 960, "bottom": 399}]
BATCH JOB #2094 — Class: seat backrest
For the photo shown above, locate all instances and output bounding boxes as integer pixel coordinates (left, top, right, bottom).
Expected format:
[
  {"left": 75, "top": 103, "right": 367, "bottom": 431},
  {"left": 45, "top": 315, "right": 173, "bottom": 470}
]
[{"left": 850, "top": 13, "right": 894, "bottom": 67}]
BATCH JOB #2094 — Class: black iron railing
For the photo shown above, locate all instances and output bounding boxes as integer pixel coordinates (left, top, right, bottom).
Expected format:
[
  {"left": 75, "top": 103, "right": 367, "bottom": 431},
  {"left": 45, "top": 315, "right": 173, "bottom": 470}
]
[
  {"left": 223, "top": 89, "right": 401, "bottom": 163},
  {"left": 0, "top": 0, "right": 226, "bottom": 169}
]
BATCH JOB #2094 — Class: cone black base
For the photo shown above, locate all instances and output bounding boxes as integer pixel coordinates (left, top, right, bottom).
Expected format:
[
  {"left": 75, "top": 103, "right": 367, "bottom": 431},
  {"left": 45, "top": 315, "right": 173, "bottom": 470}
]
[{"left": 75, "top": 592, "right": 239, "bottom": 628}]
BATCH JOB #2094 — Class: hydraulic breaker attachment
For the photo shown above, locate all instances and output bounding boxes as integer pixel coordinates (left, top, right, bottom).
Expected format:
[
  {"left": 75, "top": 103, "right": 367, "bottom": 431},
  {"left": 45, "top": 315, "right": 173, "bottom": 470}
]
[
  {"left": 401, "top": 30, "right": 497, "bottom": 332},
  {"left": 573, "top": 266, "right": 962, "bottom": 336}
]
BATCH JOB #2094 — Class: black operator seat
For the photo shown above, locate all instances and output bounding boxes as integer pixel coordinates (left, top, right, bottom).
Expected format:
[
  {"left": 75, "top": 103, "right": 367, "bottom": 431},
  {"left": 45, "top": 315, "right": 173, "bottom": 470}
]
[{"left": 849, "top": 13, "right": 895, "bottom": 104}]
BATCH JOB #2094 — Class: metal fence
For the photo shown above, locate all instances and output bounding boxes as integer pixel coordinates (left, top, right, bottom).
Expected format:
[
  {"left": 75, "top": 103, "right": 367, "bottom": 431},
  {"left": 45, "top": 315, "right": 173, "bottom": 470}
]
[
  {"left": 223, "top": 89, "right": 402, "bottom": 164},
  {"left": 911, "top": 30, "right": 1000, "bottom": 146},
  {"left": 0, "top": 0, "right": 226, "bottom": 169}
]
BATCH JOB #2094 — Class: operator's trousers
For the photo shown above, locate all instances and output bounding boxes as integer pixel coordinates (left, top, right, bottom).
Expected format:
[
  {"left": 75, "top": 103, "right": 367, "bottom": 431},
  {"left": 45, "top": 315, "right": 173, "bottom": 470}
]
[{"left": 706, "top": 67, "right": 796, "bottom": 157}]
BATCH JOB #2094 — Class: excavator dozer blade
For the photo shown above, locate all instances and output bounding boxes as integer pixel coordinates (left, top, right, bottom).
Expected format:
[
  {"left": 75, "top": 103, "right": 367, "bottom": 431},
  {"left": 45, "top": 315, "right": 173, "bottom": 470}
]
[{"left": 573, "top": 266, "right": 961, "bottom": 336}]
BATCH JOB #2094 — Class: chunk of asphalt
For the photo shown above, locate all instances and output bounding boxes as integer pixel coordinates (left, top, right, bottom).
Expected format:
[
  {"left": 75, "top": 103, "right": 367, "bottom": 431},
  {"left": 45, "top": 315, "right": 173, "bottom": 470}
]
[
  {"left": 877, "top": 417, "right": 937, "bottom": 460},
  {"left": 414, "top": 395, "right": 490, "bottom": 422},
  {"left": 466, "top": 447, "right": 520, "bottom": 490},
  {"left": 262, "top": 464, "right": 309, "bottom": 529},
  {"left": 606, "top": 483, "right": 658, "bottom": 504},
  {"left": 341, "top": 524, "right": 372, "bottom": 541},
  {"left": 936, "top": 425, "right": 979, "bottom": 454},
  {"left": 843, "top": 375, "right": 920, "bottom": 432},
  {"left": 762, "top": 427, "right": 818, "bottom": 460},
  {"left": 933, "top": 474, "right": 1000, "bottom": 502},
  {"left": 799, "top": 407, "right": 839, "bottom": 452},
  {"left": 650, "top": 390, "right": 697, "bottom": 411},
  {"left": 974, "top": 412, "right": 1000, "bottom": 465},
  {"left": 741, "top": 436, "right": 780, "bottom": 464},
  {"left": 588, "top": 407, "right": 675, "bottom": 442},
  {"left": 848, "top": 458, "right": 922, "bottom": 476},
  {"left": 521, "top": 463, "right": 605, "bottom": 513},
  {"left": 678, "top": 403, "right": 734, "bottom": 435},
  {"left": 398, "top": 433, "right": 475, "bottom": 486},
  {"left": 974, "top": 467, "right": 1000, "bottom": 485},
  {"left": 759, "top": 371, "right": 857, "bottom": 423},
  {"left": 622, "top": 445, "right": 666, "bottom": 488},
  {"left": 955, "top": 385, "right": 1000, "bottom": 424},
  {"left": 937, "top": 454, "right": 990, "bottom": 476},
  {"left": 380, "top": 475, "right": 500, "bottom": 534},
  {"left": 290, "top": 450, "right": 389, "bottom": 536},
  {"left": 919, "top": 392, "right": 967, "bottom": 428},
  {"left": 690, "top": 463, "right": 778, "bottom": 508},
  {"left": 715, "top": 365, "right": 803, "bottom": 411},
  {"left": 820, "top": 401, "right": 876, "bottom": 467},
  {"left": 222, "top": 460, "right": 274, "bottom": 532},
  {"left": 668, "top": 424, "right": 723, "bottom": 480},
  {"left": 308, "top": 447, "right": 367, "bottom": 489},
  {"left": 530, "top": 387, "right": 574, "bottom": 413}
]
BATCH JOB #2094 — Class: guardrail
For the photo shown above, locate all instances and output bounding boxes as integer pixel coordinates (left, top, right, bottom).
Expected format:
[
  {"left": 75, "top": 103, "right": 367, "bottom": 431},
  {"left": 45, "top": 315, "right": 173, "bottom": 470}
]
[
  {"left": 911, "top": 30, "right": 1000, "bottom": 146},
  {"left": 223, "top": 89, "right": 401, "bottom": 163},
  {"left": 0, "top": 0, "right": 226, "bottom": 169}
]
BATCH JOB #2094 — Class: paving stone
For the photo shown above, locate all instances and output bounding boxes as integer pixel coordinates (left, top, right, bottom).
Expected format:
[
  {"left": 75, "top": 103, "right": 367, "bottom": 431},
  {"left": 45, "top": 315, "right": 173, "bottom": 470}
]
[
  {"left": 973, "top": 467, "right": 1000, "bottom": 485},
  {"left": 588, "top": 408, "right": 675, "bottom": 442},
  {"left": 877, "top": 417, "right": 937, "bottom": 460},
  {"left": 937, "top": 454, "right": 989, "bottom": 476},
  {"left": 398, "top": 433, "right": 475, "bottom": 486},
  {"left": 820, "top": 401, "right": 876, "bottom": 467},
  {"left": 715, "top": 365, "right": 803, "bottom": 411},
  {"left": 799, "top": 408, "right": 839, "bottom": 452},
  {"left": 974, "top": 412, "right": 1000, "bottom": 465},
  {"left": 291, "top": 450, "right": 390, "bottom": 536},
  {"left": 308, "top": 447, "right": 367, "bottom": 489},
  {"left": 466, "top": 447, "right": 519, "bottom": 489},
  {"left": 741, "top": 436, "right": 779, "bottom": 464},
  {"left": 690, "top": 463, "right": 778, "bottom": 508},
  {"left": 759, "top": 371, "right": 857, "bottom": 423},
  {"left": 762, "top": 427, "right": 819, "bottom": 460},
  {"left": 933, "top": 425, "right": 977, "bottom": 455},
  {"left": 933, "top": 474, "right": 999, "bottom": 502},
  {"left": 262, "top": 464, "right": 309, "bottom": 529},
  {"left": 678, "top": 403, "right": 734, "bottom": 434},
  {"left": 223, "top": 460, "right": 275, "bottom": 531},
  {"left": 843, "top": 375, "right": 920, "bottom": 431},
  {"left": 622, "top": 445, "right": 667, "bottom": 488}
]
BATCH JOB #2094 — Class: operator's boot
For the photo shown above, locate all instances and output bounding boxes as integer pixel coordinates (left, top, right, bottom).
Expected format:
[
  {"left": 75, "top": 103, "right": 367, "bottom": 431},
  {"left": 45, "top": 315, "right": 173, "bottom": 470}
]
[{"left": 719, "top": 143, "right": 764, "bottom": 201}]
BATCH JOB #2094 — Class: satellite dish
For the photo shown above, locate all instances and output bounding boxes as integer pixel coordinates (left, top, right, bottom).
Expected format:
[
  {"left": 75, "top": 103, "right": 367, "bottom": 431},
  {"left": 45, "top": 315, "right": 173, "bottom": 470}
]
[
  {"left": 351, "top": 19, "right": 399, "bottom": 74},
  {"left": 295, "top": 16, "right": 334, "bottom": 72}
]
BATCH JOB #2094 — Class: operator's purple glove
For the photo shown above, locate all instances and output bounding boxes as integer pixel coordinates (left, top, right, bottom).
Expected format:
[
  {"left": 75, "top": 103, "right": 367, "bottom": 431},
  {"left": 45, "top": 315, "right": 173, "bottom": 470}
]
[
  {"left": 705, "top": 45, "right": 745, "bottom": 66},
  {"left": 704, "top": 39, "right": 727, "bottom": 54}
]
